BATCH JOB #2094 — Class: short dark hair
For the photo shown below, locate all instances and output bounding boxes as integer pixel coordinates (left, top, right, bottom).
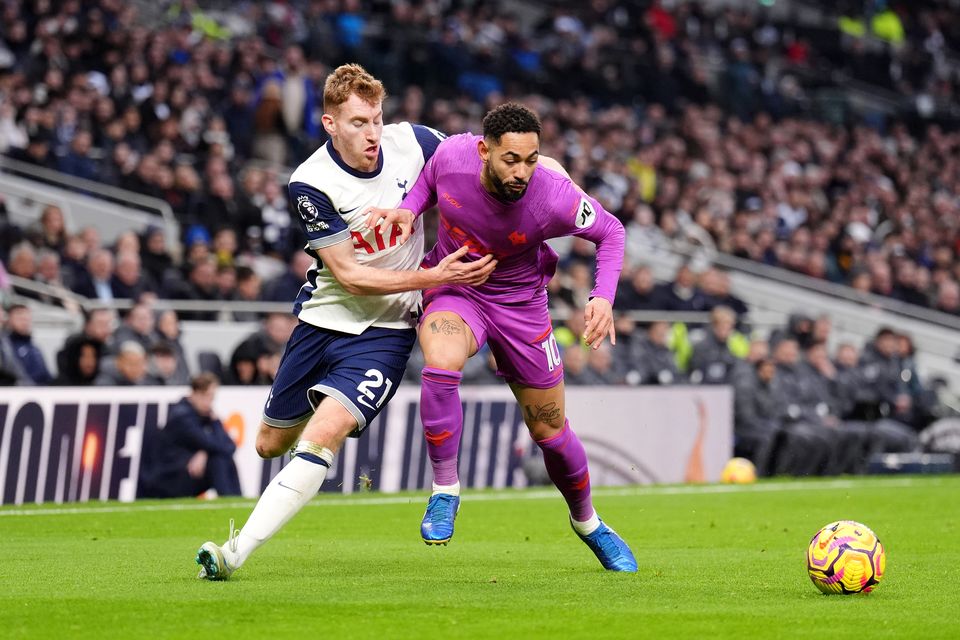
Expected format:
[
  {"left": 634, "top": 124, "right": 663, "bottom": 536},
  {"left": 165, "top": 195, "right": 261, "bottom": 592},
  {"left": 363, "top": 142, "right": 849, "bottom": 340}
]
[
  {"left": 482, "top": 103, "right": 541, "bottom": 144},
  {"left": 84, "top": 307, "right": 113, "bottom": 324},
  {"left": 236, "top": 265, "right": 257, "bottom": 283},
  {"left": 191, "top": 372, "right": 220, "bottom": 392},
  {"left": 149, "top": 341, "right": 175, "bottom": 357}
]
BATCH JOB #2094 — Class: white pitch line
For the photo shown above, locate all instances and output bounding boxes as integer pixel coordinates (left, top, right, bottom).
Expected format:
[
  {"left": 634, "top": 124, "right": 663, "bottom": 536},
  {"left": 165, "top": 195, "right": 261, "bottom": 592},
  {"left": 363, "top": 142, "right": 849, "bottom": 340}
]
[{"left": 0, "top": 477, "right": 938, "bottom": 518}]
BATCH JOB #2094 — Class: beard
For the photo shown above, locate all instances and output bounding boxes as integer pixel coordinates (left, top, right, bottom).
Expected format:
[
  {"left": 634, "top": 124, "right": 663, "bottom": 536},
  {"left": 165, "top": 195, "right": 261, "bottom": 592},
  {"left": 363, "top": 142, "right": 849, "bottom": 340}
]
[{"left": 485, "top": 164, "right": 528, "bottom": 202}]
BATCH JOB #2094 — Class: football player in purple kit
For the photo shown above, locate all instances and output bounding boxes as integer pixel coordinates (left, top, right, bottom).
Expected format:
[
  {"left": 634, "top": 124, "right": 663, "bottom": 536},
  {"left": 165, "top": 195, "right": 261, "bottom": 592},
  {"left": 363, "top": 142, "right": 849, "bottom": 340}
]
[{"left": 367, "top": 103, "right": 637, "bottom": 571}]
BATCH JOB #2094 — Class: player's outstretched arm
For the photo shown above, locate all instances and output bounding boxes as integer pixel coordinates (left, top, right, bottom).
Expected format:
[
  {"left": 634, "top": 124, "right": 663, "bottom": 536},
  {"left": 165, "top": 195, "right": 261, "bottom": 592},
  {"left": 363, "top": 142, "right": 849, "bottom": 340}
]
[
  {"left": 583, "top": 296, "right": 616, "bottom": 350},
  {"left": 316, "top": 241, "right": 496, "bottom": 295},
  {"left": 363, "top": 207, "right": 415, "bottom": 244}
]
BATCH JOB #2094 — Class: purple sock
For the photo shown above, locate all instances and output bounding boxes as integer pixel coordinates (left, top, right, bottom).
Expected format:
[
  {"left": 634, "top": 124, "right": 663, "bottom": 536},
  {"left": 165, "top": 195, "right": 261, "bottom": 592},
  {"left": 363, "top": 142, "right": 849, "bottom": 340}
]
[
  {"left": 534, "top": 420, "right": 594, "bottom": 522},
  {"left": 421, "top": 366, "right": 464, "bottom": 486}
]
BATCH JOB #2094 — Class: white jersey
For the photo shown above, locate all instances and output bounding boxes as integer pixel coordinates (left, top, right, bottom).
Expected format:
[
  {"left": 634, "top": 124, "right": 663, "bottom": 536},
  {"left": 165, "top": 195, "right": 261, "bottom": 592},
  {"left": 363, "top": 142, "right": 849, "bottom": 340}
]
[{"left": 287, "top": 122, "right": 445, "bottom": 334}]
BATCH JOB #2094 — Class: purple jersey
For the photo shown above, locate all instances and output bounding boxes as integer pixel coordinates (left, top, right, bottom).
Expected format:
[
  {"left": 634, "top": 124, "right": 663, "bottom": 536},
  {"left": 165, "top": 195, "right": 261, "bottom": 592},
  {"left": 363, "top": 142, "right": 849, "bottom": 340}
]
[{"left": 400, "top": 133, "right": 625, "bottom": 303}]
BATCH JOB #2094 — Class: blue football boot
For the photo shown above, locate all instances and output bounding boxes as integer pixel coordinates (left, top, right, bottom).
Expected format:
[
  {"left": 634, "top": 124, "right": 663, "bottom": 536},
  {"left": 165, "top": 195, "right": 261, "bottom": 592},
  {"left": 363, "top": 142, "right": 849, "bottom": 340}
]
[
  {"left": 573, "top": 518, "right": 638, "bottom": 572},
  {"left": 420, "top": 493, "right": 460, "bottom": 545}
]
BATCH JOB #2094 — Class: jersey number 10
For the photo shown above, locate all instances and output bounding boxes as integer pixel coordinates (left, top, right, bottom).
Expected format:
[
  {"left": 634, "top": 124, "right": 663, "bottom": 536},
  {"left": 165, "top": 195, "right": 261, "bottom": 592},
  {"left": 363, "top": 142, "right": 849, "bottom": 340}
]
[{"left": 540, "top": 333, "right": 562, "bottom": 372}]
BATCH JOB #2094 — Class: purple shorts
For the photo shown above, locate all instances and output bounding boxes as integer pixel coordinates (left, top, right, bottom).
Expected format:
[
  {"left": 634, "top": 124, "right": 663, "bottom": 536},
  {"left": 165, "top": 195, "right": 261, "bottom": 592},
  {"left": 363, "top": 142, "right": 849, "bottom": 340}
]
[{"left": 421, "top": 286, "right": 563, "bottom": 389}]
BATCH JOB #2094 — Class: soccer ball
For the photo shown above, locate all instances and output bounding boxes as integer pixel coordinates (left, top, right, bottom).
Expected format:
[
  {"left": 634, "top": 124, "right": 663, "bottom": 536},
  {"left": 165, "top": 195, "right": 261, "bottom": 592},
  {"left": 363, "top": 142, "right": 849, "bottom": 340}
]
[
  {"left": 720, "top": 457, "right": 757, "bottom": 484},
  {"left": 806, "top": 520, "right": 886, "bottom": 595}
]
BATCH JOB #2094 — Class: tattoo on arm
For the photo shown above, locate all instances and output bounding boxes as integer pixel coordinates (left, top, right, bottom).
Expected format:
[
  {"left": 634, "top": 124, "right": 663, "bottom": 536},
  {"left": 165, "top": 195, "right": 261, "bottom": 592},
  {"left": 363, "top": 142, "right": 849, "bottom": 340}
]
[
  {"left": 524, "top": 402, "right": 562, "bottom": 423},
  {"left": 429, "top": 319, "right": 462, "bottom": 335}
]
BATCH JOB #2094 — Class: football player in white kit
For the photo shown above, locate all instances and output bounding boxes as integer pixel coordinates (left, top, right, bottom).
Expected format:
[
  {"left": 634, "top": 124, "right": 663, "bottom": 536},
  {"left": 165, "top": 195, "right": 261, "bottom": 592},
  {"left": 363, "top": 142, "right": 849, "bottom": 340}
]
[{"left": 195, "top": 64, "right": 496, "bottom": 580}]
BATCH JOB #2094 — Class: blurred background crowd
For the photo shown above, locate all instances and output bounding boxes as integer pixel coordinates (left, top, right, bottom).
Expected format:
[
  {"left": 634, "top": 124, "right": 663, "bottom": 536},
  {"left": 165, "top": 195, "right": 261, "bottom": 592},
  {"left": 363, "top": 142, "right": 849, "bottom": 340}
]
[{"left": 2, "top": 0, "right": 959, "bottom": 475}]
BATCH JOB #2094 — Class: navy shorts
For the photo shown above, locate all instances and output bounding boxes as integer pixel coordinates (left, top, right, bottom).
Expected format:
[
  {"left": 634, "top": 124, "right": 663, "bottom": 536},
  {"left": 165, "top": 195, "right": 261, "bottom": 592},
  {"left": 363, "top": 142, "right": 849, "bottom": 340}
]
[{"left": 262, "top": 321, "right": 416, "bottom": 437}]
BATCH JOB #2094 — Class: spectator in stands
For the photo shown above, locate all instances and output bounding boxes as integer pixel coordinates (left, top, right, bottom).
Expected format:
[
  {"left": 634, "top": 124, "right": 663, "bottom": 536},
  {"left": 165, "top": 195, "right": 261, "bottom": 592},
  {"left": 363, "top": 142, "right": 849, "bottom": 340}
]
[
  {"left": 832, "top": 342, "right": 864, "bottom": 407},
  {"left": 111, "top": 251, "right": 154, "bottom": 300},
  {"left": 223, "top": 81, "right": 255, "bottom": 160},
  {"left": 112, "top": 303, "right": 155, "bottom": 352},
  {"left": 654, "top": 262, "right": 702, "bottom": 311},
  {"left": 137, "top": 373, "right": 241, "bottom": 499},
  {"left": 155, "top": 309, "right": 191, "bottom": 383},
  {"left": 230, "top": 266, "right": 263, "bottom": 322},
  {"left": 224, "top": 339, "right": 265, "bottom": 385},
  {"left": 0, "top": 196, "right": 22, "bottom": 263},
  {"left": 6, "top": 242, "right": 40, "bottom": 301},
  {"left": 554, "top": 262, "right": 594, "bottom": 310},
  {"left": 140, "top": 226, "right": 175, "bottom": 289},
  {"left": 211, "top": 227, "right": 238, "bottom": 267},
  {"left": 895, "top": 333, "right": 938, "bottom": 430},
  {"left": 216, "top": 264, "right": 237, "bottom": 301},
  {"left": 580, "top": 343, "right": 622, "bottom": 386},
  {"left": 95, "top": 340, "right": 150, "bottom": 386},
  {"left": 934, "top": 280, "right": 960, "bottom": 316},
  {"left": 8, "top": 133, "right": 55, "bottom": 169},
  {"left": 560, "top": 345, "right": 590, "bottom": 386},
  {"left": 255, "top": 347, "right": 282, "bottom": 385},
  {"left": 57, "top": 307, "right": 115, "bottom": 372},
  {"left": 226, "top": 312, "right": 294, "bottom": 383},
  {"left": 255, "top": 178, "right": 293, "bottom": 257},
  {"left": 25, "top": 205, "right": 67, "bottom": 254},
  {"left": 733, "top": 358, "right": 784, "bottom": 476},
  {"left": 798, "top": 342, "right": 872, "bottom": 474},
  {"left": 0, "top": 101, "right": 27, "bottom": 153},
  {"left": 167, "top": 257, "right": 219, "bottom": 321},
  {"left": 262, "top": 251, "right": 314, "bottom": 302},
  {"left": 621, "top": 320, "right": 683, "bottom": 386},
  {"left": 181, "top": 226, "right": 213, "bottom": 272},
  {"left": 252, "top": 81, "right": 287, "bottom": 166},
  {"left": 54, "top": 336, "right": 102, "bottom": 386},
  {"left": 615, "top": 265, "right": 661, "bottom": 311},
  {"left": 858, "top": 328, "right": 912, "bottom": 421},
  {"left": 0, "top": 306, "right": 30, "bottom": 385},
  {"left": 113, "top": 231, "right": 141, "bottom": 257},
  {"left": 697, "top": 268, "right": 749, "bottom": 317},
  {"left": 60, "top": 234, "right": 88, "bottom": 288},
  {"left": 770, "top": 313, "right": 815, "bottom": 350},
  {"left": 4, "top": 304, "right": 51, "bottom": 384},
  {"left": 79, "top": 227, "right": 102, "bottom": 257},
  {"left": 72, "top": 249, "right": 115, "bottom": 302},
  {"left": 30, "top": 248, "right": 75, "bottom": 309},
  {"left": 148, "top": 342, "right": 191, "bottom": 386},
  {"left": 238, "top": 312, "right": 295, "bottom": 357},
  {"left": 891, "top": 261, "right": 930, "bottom": 307},
  {"left": 769, "top": 338, "right": 837, "bottom": 476},
  {"left": 58, "top": 129, "right": 99, "bottom": 182},
  {"left": 688, "top": 306, "right": 743, "bottom": 385}
]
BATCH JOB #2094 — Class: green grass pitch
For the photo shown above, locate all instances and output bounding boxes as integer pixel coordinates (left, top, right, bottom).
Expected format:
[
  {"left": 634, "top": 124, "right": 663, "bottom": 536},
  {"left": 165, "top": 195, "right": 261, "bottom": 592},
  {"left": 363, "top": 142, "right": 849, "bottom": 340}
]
[{"left": 1, "top": 476, "right": 958, "bottom": 639}]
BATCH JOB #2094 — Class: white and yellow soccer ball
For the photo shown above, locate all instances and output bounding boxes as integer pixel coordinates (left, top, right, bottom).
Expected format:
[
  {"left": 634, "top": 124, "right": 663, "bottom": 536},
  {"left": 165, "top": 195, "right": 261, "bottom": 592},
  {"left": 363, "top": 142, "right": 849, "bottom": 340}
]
[
  {"left": 720, "top": 457, "right": 757, "bottom": 484},
  {"left": 807, "top": 520, "right": 886, "bottom": 594}
]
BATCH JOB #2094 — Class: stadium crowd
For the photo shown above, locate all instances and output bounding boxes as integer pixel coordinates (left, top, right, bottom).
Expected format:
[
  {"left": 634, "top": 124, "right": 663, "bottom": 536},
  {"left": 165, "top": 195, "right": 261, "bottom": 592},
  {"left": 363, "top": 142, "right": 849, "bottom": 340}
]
[
  {"left": 2, "top": 0, "right": 959, "bottom": 313},
  {"left": 0, "top": 1, "right": 958, "bottom": 476}
]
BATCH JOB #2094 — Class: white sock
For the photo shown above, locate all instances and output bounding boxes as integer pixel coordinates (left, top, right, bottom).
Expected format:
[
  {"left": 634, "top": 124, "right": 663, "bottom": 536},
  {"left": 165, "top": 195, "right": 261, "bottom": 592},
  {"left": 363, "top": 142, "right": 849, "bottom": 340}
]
[
  {"left": 571, "top": 510, "right": 600, "bottom": 536},
  {"left": 225, "top": 442, "right": 334, "bottom": 569},
  {"left": 432, "top": 481, "right": 460, "bottom": 497}
]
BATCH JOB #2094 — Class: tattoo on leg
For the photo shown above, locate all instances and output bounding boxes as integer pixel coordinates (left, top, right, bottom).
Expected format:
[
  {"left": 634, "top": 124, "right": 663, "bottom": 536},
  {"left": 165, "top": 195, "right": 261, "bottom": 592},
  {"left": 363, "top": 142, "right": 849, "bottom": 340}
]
[
  {"left": 524, "top": 402, "right": 561, "bottom": 424},
  {"left": 429, "top": 319, "right": 462, "bottom": 335}
]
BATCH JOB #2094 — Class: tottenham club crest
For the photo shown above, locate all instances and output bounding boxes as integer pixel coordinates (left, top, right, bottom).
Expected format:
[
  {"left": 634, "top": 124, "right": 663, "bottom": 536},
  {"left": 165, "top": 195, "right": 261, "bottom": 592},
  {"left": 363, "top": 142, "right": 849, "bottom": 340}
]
[{"left": 297, "top": 195, "right": 329, "bottom": 230}]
